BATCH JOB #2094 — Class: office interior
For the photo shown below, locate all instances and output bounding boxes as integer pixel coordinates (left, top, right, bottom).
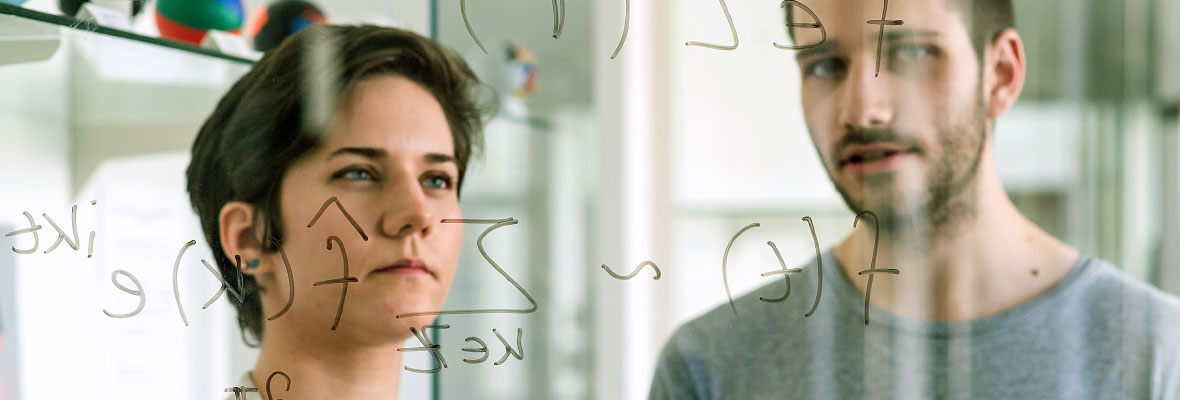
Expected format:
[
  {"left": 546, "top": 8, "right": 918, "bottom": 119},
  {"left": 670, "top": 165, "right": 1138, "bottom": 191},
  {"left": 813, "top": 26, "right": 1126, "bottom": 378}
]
[{"left": 0, "top": 0, "right": 1177, "bottom": 399}]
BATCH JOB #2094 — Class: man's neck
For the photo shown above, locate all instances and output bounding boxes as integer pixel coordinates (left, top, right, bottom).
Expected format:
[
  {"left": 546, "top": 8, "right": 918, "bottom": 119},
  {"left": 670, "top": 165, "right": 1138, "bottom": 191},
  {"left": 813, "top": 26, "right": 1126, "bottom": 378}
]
[{"left": 832, "top": 164, "right": 1080, "bottom": 321}]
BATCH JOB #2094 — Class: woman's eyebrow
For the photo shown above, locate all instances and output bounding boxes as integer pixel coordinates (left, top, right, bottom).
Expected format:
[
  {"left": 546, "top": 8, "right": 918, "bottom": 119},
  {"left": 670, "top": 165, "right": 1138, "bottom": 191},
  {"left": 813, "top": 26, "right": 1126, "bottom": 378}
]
[
  {"left": 327, "top": 147, "right": 386, "bottom": 160},
  {"left": 424, "top": 153, "right": 457, "bottom": 165},
  {"left": 326, "top": 148, "right": 455, "bottom": 165}
]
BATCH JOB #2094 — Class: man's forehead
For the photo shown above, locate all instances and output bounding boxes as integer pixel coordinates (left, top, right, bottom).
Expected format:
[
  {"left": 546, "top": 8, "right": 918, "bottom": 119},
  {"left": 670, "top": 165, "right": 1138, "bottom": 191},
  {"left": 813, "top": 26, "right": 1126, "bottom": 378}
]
[
  {"left": 789, "top": 0, "right": 963, "bottom": 48},
  {"left": 789, "top": 0, "right": 960, "bottom": 31}
]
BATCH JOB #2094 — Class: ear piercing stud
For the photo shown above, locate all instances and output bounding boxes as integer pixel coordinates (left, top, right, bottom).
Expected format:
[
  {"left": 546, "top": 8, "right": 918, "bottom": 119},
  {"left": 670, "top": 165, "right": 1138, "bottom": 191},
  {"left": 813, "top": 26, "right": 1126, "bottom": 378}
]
[{"left": 246, "top": 259, "right": 260, "bottom": 269}]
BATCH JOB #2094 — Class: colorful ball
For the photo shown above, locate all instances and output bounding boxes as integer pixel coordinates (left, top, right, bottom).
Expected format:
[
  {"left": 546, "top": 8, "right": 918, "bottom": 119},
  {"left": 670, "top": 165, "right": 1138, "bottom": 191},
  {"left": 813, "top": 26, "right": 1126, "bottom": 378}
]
[
  {"left": 246, "top": 1, "right": 326, "bottom": 52},
  {"left": 155, "top": 12, "right": 208, "bottom": 45},
  {"left": 155, "top": 0, "right": 243, "bottom": 45}
]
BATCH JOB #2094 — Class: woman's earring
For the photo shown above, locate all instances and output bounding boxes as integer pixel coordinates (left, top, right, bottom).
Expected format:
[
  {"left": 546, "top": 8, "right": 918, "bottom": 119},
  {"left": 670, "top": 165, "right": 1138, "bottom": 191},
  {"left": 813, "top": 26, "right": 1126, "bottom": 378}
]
[{"left": 246, "top": 259, "right": 260, "bottom": 269}]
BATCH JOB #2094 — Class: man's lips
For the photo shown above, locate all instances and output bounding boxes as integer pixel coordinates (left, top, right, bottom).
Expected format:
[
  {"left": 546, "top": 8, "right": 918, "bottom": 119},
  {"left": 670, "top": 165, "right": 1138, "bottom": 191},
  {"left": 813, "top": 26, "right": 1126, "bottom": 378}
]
[
  {"left": 839, "top": 143, "right": 915, "bottom": 165},
  {"left": 838, "top": 143, "right": 918, "bottom": 174},
  {"left": 371, "top": 258, "right": 434, "bottom": 277}
]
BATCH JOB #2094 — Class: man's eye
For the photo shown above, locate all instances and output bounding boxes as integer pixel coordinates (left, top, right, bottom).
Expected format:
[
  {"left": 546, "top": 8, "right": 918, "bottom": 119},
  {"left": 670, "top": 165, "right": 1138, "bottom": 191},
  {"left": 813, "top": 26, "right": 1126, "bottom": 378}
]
[
  {"left": 891, "top": 44, "right": 937, "bottom": 62},
  {"left": 887, "top": 44, "right": 940, "bottom": 77},
  {"left": 423, "top": 175, "right": 453, "bottom": 190},
  {"left": 805, "top": 58, "right": 845, "bottom": 78}
]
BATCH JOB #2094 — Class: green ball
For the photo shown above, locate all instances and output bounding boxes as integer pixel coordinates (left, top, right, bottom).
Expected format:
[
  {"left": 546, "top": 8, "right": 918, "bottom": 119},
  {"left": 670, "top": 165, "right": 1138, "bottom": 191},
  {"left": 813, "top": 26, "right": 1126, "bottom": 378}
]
[{"left": 156, "top": 0, "right": 244, "bottom": 31}]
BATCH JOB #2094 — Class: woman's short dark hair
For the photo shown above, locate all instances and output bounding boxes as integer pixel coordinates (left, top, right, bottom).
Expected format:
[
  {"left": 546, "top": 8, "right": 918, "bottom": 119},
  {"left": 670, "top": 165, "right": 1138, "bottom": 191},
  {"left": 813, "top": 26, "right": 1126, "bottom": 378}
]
[{"left": 186, "top": 25, "right": 493, "bottom": 345}]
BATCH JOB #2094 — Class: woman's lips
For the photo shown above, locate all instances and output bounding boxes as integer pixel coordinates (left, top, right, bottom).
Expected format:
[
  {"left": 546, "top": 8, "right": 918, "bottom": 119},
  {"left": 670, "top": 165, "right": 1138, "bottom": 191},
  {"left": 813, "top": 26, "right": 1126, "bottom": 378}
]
[{"left": 372, "top": 258, "right": 432, "bottom": 276}]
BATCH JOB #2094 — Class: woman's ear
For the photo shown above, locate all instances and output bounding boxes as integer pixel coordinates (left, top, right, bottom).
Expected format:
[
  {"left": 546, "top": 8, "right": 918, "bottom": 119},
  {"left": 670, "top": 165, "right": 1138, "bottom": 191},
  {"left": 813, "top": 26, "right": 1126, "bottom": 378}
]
[
  {"left": 219, "top": 201, "right": 270, "bottom": 276},
  {"left": 984, "top": 28, "right": 1026, "bottom": 120}
]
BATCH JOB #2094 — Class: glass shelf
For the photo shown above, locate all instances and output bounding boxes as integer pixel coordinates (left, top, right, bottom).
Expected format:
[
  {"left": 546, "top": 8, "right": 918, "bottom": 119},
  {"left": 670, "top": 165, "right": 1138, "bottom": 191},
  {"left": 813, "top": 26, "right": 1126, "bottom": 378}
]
[
  {"left": 0, "top": 2, "right": 252, "bottom": 65},
  {"left": 1, "top": 3, "right": 255, "bottom": 195}
]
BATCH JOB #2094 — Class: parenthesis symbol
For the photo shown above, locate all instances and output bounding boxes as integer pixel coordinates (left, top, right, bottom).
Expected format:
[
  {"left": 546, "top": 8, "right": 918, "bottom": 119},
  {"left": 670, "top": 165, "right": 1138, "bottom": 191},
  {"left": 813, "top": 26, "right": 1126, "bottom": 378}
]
[{"left": 266, "top": 371, "right": 291, "bottom": 400}]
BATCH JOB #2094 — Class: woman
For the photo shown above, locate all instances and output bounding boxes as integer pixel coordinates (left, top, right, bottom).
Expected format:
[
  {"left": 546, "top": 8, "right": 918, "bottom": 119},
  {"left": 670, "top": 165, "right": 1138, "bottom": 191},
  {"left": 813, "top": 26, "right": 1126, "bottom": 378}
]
[{"left": 186, "top": 25, "right": 492, "bottom": 399}]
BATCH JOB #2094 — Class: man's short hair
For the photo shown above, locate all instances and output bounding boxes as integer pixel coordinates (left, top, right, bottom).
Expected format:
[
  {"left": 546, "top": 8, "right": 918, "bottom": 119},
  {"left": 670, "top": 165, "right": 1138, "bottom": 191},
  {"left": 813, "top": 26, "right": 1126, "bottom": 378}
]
[
  {"left": 955, "top": 0, "right": 1015, "bottom": 56},
  {"left": 785, "top": 0, "right": 1015, "bottom": 58}
]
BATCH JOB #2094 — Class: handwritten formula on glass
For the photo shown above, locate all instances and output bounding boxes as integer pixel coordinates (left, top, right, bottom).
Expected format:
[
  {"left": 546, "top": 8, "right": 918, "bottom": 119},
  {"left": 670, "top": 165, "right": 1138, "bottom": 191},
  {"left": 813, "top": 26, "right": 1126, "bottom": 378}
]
[
  {"left": 225, "top": 370, "right": 290, "bottom": 400},
  {"left": 2, "top": 197, "right": 534, "bottom": 377},
  {"left": 602, "top": 211, "right": 900, "bottom": 326},
  {"left": 461, "top": 0, "right": 901, "bottom": 67},
  {"left": 3, "top": 199, "right": 899, "bottom": 390}
]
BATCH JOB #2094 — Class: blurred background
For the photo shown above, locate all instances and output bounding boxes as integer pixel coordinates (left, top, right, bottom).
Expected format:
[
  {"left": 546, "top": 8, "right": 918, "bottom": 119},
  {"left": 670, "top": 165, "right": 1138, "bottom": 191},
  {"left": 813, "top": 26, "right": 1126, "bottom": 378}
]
[{"left": 0, "top": 0, "right": 1177, "bottom": 399}]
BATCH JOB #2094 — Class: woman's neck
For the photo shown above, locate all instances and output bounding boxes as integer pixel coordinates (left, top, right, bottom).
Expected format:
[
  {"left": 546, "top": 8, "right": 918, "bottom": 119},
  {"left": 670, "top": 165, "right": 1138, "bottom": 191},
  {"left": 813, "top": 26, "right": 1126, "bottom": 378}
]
[{"left": 250, "top": 327, "right": 405, "bottom": 399}]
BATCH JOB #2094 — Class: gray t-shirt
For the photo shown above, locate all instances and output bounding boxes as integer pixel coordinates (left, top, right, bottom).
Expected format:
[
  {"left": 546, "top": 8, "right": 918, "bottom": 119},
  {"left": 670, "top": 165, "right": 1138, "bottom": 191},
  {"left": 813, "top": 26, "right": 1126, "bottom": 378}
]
[{"left": 650, "top": 251, "right": 1180, "bottom": 399}]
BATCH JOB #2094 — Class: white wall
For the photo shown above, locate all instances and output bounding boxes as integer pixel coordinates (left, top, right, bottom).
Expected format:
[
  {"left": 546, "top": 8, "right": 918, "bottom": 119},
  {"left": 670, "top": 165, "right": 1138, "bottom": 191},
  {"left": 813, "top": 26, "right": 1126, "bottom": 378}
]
[
  {"left": 588, "top": 1, "right": 848, "bottom": 398},
  {"left": 0, "top": 18, "right": 77, "bottom": 399}
]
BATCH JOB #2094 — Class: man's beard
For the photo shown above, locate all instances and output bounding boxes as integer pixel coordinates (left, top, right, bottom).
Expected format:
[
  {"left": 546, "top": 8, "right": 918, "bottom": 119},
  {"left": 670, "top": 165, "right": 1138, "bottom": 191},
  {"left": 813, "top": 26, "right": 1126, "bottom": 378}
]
[{"left": 827, "top": 98, "right": 987, "bottom": 236}]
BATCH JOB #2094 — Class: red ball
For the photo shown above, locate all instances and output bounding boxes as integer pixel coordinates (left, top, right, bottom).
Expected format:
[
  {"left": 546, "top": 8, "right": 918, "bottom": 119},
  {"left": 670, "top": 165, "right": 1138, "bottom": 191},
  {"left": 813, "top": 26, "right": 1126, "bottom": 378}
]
[{"left": 155, "top": 12, "right": 208, "bottom": 45}]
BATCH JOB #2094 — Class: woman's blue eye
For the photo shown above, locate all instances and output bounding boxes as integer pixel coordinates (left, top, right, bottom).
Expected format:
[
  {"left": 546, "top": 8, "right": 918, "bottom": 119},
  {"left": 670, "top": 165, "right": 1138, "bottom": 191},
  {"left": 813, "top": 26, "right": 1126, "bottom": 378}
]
[
  {"left": 340, "top": 169, "right": 373, "bottom": 181},
  {"left": 423, "top": 176, "right": 451, "bottom": 189}
]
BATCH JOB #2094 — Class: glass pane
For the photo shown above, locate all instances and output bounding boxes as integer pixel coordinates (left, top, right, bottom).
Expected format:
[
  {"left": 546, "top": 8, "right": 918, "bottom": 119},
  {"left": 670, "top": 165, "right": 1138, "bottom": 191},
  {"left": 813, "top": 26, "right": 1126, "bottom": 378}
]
[
  {"left": 432, "top": 1, "right": 597, "bottom": 398},
  {"left": 4, "top": 0, "right": 1179, "bottom": 399}
]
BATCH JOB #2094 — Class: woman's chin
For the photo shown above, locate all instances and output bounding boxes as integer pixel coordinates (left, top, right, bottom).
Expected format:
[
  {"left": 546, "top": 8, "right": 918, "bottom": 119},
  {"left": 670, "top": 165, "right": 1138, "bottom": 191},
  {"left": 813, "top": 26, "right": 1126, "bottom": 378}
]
[
  {"left": 388, "top": 314, "right": 436, "bottom": 335},
  {"left": 315, "top": 295, "right": 447, "bottom": 345},
  {"left": 324, "top": 316, "right": 432, "bottom": 346},
  {"left": 374, "top": 301, "right": 444, "bottom": 341}
]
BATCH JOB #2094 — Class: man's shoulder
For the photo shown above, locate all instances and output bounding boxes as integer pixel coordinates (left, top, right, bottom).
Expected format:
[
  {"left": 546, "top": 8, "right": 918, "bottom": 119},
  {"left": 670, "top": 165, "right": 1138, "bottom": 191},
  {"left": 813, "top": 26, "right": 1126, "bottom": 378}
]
[
  {"left": 651, "top": 279, "right": 824, "bottom": 399},
  {"left": 1074, "top": 256, "right": 1180, "bottom": 334},
  {"left": 1082, "top": 257, "right": 1180, "bottom": 397},
  {"left": 1080, "top": 257, "right": 1180, "bottom": 310},
  {"left": 663, "top": 283, "right": 773, "bottom": 354},
  {"left": 661, "top": 273, "right": 829, "bottom": 363}
]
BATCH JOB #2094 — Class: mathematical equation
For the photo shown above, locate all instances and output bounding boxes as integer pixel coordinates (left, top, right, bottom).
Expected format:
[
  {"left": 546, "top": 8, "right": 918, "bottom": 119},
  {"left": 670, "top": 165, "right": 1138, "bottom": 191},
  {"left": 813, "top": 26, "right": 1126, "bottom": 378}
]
[
  {"left": 466, "top": 0, "right": 901, "bottom": 74},
  {"left": 224, "top": 371, "right": 289, "bottom": 400},
  {"left": 4, "top": 198, "right": 897, "bottom": 326},
  {"left": 219, "top": 325, "right": 525, "bottom": 396},
  {"left": 601, "top": 211, "right": 900, "bottom": 326},
  {"left": 4, "top": 198, "right": 899, "bottom": 396},
  {"left": 2, "top": 197, "right": 534, "bottom": 379}
]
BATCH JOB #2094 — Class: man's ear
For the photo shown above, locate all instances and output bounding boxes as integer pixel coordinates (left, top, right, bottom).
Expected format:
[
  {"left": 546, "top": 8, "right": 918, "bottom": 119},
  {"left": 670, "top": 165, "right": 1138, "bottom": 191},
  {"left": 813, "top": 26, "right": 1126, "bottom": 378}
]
[
  {"left": 219, "top": 201, "right": 270, "bottom": 277},
  {"left": 984, "top": 28, "right": 1026, "bottom": 119}
]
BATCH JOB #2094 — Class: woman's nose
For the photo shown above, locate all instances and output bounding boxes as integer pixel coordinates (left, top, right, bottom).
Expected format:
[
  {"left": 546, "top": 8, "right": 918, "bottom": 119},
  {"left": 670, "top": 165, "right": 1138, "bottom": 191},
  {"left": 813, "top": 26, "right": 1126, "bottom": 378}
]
[{"left": 379, "top": 180, "right": 433, "bottom": 239}]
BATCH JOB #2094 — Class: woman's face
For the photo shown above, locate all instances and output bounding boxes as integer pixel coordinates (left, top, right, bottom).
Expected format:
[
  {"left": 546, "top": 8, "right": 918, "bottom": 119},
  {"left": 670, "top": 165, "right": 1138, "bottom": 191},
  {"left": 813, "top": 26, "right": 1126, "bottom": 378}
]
[{"left": 260, "top": 75, "right": 463, "bottom": 345}]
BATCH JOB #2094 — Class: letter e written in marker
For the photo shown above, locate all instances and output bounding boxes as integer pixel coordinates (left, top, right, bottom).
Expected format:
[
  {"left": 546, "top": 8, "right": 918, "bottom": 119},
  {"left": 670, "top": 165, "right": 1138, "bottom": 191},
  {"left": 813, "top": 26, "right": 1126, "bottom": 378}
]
[
  {"left": 103, "top": 269, "right": 146, "bottom": 318},
  {"left": 777, "top": 0, "right": 826, "bottom": 50}
]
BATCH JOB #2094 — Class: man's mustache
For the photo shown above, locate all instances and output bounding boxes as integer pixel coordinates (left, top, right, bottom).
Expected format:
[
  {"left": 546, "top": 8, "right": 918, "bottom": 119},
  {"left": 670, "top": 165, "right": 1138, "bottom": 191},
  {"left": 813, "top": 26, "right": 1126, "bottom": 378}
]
[{"left": 831, "top": 127, "right": 923, "bottom": 164}]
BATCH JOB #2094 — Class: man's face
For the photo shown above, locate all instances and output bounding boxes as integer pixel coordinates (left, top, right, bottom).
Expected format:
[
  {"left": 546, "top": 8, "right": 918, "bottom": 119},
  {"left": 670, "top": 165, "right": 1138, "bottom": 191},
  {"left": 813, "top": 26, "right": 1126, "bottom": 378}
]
[{"left": 792, "top": 0, "right": 988, "bottom": 231}]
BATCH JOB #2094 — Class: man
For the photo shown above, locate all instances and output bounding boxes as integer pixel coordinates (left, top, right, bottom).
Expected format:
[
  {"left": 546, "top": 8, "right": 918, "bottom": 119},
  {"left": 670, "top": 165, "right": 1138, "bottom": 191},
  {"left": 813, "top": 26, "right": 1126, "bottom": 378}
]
[{"left": 649, "top": 0, "right": 1180, "bottom": 398}]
